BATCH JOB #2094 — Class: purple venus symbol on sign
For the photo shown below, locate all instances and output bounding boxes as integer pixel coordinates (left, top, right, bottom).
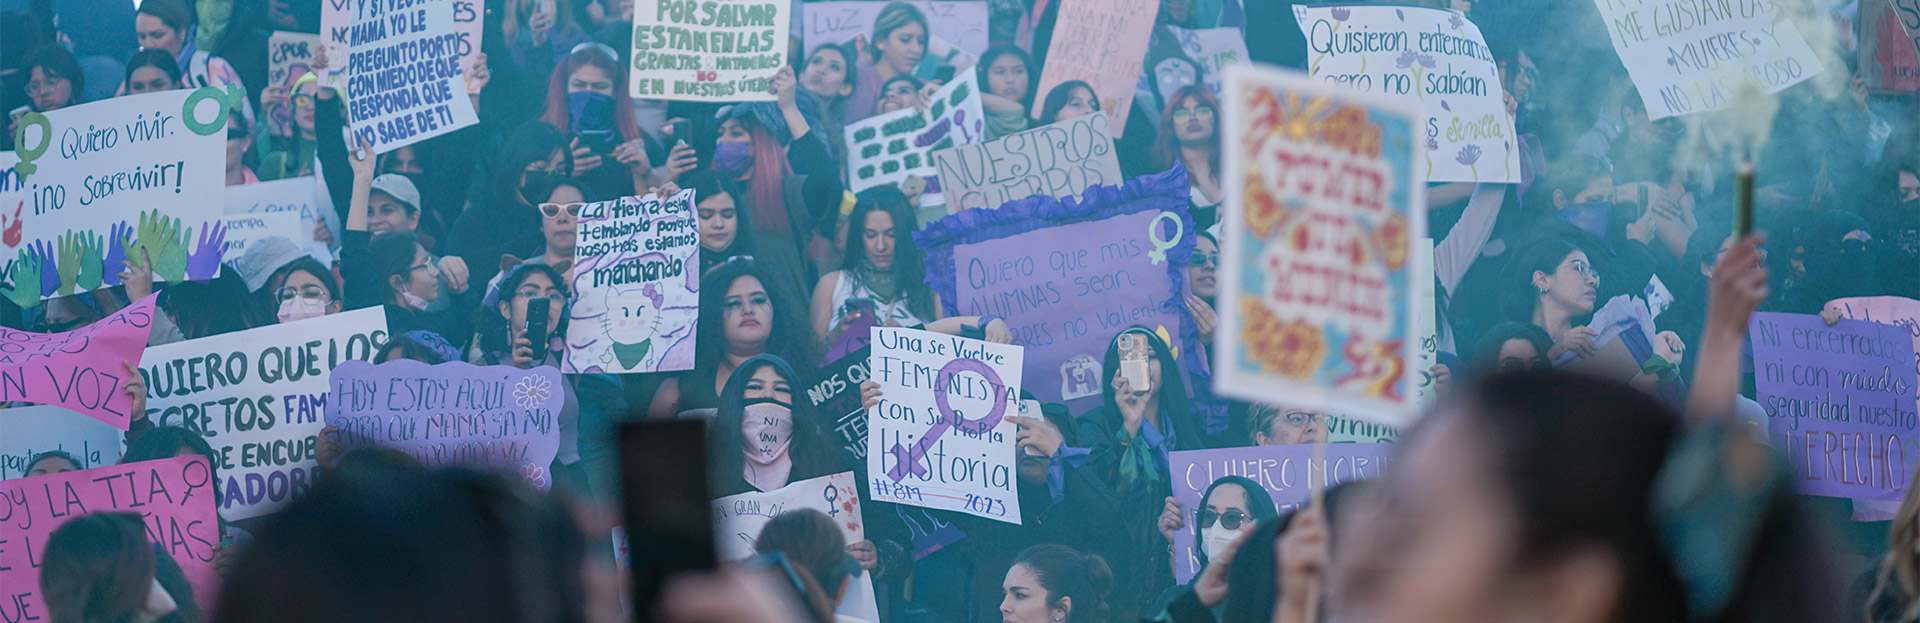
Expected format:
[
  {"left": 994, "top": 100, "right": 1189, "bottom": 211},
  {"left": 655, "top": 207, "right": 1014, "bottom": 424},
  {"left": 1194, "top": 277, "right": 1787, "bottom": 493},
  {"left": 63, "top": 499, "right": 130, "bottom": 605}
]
[{"left": 886, "top": 358, "right": 1009, "bottom": 482}]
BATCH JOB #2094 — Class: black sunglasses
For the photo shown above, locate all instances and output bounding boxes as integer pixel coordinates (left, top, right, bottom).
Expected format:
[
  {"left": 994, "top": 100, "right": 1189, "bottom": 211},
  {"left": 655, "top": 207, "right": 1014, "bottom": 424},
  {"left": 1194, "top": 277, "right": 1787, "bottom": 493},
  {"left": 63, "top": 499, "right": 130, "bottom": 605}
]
[{"left": 1196, "top": 508, "right": 1249, "bottom": 531}]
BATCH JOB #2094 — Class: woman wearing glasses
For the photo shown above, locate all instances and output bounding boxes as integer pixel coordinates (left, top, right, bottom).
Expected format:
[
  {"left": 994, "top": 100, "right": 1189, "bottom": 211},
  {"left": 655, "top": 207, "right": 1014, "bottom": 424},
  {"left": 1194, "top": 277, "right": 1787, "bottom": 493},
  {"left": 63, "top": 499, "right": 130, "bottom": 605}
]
[
  {"left": 4, "top": 45, "right": 84, "bottom": 150},
  {"left": 482, "top": 173, "right": 593, "bottom": 298},
  {"left": 1149, "top": 475, "right": 1278, "bottom": 620},
  {"left": 1502, "top": 238, "right": 1684, "bottom": 393},
  {"left": 1151, "top": 86, "right": 1222, "bottom": 230},
  {"left": 340, "top": 137, "right": 472, "bottom": 349}
]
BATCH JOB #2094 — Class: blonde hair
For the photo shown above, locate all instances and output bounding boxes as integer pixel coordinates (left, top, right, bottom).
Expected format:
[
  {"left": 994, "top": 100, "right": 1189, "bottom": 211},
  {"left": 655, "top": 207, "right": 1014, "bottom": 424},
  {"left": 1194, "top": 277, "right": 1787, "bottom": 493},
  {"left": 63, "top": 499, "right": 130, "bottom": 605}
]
[{"left": 1865, "top": 468, "right": 1920, "bottom": 622}]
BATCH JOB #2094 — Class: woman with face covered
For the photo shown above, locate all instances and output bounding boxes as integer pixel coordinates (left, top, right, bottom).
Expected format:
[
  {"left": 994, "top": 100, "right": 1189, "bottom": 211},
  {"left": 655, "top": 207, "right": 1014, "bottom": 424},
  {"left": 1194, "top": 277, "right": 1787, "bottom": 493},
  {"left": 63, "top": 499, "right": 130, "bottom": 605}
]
[
  {"left": 1147, "top": 476, "right": 1278, "bottom": 619},
  {"left": 706, "top": 354, "right": 847, "bottom": 496},
  {"left": 538, "top": 43, "right": 673, "bottom": 201},
  {"left": 650, "top": 257, "right": 818, "bottom": 418},
  {"left": 444, "top": 121, "right": 576, "bottom": 292},
  {"left": 710, "top": 65, "right": 844, "bottom": 292}
]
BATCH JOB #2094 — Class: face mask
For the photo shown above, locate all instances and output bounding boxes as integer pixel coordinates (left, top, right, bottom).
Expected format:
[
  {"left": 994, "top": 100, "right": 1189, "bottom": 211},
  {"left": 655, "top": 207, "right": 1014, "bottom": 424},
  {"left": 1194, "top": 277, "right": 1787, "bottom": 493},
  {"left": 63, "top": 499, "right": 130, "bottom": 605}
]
[
  {"left": 400, "top": 288, "right": 431, "bottom": 311},
  {"left": 567, "top": 90, "right": 616, "bottom": 137},
  {"left": 1556, "top": 200, "right": 1611, "bottom": 242},
  {"left": 278, "top": 296, "right": 329, "bottom": 323},
  {"left": 1201, "top": 522, "right": 1244, "bottom": 561},
  {"left": 713, "top": 140, "right": 755, "bottom": 178},
  {"left": 741, "top": 401, "right": 793, "bottom": 466}
]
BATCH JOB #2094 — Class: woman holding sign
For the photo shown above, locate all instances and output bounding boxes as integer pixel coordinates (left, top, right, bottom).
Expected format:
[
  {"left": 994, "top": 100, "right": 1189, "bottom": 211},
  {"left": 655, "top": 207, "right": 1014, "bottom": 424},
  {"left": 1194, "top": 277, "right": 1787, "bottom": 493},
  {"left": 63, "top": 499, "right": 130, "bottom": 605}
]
[
  {"left": 811, "top": 187, "right": 1013, "bottom": 346},
  {"left": 649, "top": 258, "right": 817, "bottom": 417},
  {"left": 710, "top": 66, "right": 843, "bottom": 291},
  {"left": 705, "top": 354, "right": 847, "bottom": 496}
]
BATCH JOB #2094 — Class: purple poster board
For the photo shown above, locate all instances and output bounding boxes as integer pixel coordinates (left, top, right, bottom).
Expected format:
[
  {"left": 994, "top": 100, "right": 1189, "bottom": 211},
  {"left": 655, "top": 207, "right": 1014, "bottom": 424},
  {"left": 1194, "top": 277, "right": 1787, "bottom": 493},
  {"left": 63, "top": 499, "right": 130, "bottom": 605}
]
[
  {"left": 914, "top": 166, "right": 1195, "bottom": 411},
  {"left": 1750, "top": 312, "right": 1919, "bottom": 501},
  {"left": 326, "top": 360, "right": 564, "bottom": 489},
  {"left": 1167, "top": 443, "right": 1392, "bottom": 582}
]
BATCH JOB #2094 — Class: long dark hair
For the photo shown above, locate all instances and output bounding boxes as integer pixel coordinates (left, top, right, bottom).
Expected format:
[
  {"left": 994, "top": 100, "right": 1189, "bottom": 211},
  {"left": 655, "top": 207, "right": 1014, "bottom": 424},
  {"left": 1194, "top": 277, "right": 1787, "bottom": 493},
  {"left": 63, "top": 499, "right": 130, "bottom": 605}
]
[
  {"left": 40, "top": 512, "right": 199, "bottom": 623},
  {"left": 687, "top": 170, "right": 757, "bottom": 263},
  {"left": 1426, "top": 372, "right": 1842, "bottom": 622},
  {"left": 1193, "top": 476, "right": 1278, "bottom": 570},
  {"left": 1099, "top": 327, "right": 1201, "bottom": 451},
  {"left": 1499, "top": 237, "right": 1580, "bottom": 322},
  {"left": 123, "top": 47, "right": 181, "bottom": 89},
  {"left": 696, "top": 257, "right": 817, "bottom": 372},
  {"left": 840, "top": 186, "right": 935, "bottom": 321},
  {"left": 370, "top": 231, "right": 426, "bottom": 307},
  {"left": 707, "top": 354, "right": 844, "bottom": 495},
  {"left": 976, "top": 44, "right": 1037, "bottom": 110},
  {"left": 26, "top": 43, "right": 84, "bottom": 110},
  {"left": 1011, "top": 544, "right": 1115, "bottom": 623},
  {"left": 1152, "top": 86, "right": 1220, "bottom": 175},
  {"left": 1039, "top": 80, "right": 1099, "bottom": 125},
  {"left": 482, "top": 122, "right": 572, "bottom": 210},
  {"left": 1468, "top": 321, "right": 1553, "bottom": 377},
  {"left": 476, "top": 262, "right": 571, "bottom": 357}
]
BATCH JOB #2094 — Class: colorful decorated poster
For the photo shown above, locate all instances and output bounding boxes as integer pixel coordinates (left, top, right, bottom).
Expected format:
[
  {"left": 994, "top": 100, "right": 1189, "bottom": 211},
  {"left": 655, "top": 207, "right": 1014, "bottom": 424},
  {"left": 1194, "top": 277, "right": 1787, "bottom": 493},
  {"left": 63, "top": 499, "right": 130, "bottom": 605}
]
[
  {"left": 1291, "top": 4, "right": 1518, "bottom": 183},
  {"left": 0, "top": 405, "right": 123, "bottom": 480},
  {"left": 0, "top": 295, "right": 157, "bottom": 427},
  {"left": 140, "top": 308, "right": 388, "bottom": 520},
  {"left": 1862, "top": 0, "right": 1920, "bottom": 93},
  {"left": 630, "top": 0, "right": 790, "bottom": 101},
  {"left": 1168, "top": 444, "right": 1391, "bottom": 582},
  {"left": 321, "top": 0, "right": 480, "bottom": 153},
  {"left": 453, "top": 0, "right": 484, "bottom": 93},
  {"left": 800, "top": 1, "right": 990, "bottom": 57},
  {"left": 326, "top": 360, "right": 562, "bottom": 489},
  {"left": 1589, "top": 0, "right": 1822, "bottom": 118},
  {"left": 930, "top": 112, "right": 1121, "bottom": 212},
  {"left": 1751, "top": 312, "right": 1919, "bottom": 501},
  {"left": 268, "top": 31, "right": 321, "bottom": 132},
  {"left": 225, "top": 176, "right": 337, "bottom": 259},
  {"left": 805, "top": 346, "right": 873, "bottom": 460},
  {"left": 916, "top": 167, "right": 1194, "bottom": 412},
  {"left": 710, "top": 471, "right": 881, "bottom": 622},
  {"left": 564, "top": 191, "right": 700, "bottom": 374},
  {"left": 844, "top": 71, "right": 986, "bottom": 208},
  {"left": 1216, "top": 65, "right": 1427, "bottom": 426},
  {"left": 2, "top": 88, "right": 232, "bottom": 300},
  {"left": 0, "top": 456, "right": 219, "bottom": 620},
  {"left": 866, "top": 327, "right": 1023, "bottom": 523},
  {"left": 1031, "top": 0, "right": 1157, "bottom": 134}
]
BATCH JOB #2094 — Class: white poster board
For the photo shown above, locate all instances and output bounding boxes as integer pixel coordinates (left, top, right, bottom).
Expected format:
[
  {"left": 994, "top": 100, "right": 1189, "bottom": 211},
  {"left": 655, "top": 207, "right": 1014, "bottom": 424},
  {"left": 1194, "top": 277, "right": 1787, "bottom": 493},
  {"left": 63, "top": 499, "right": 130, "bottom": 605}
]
[
  {"left": 630, "top": 0, "right": 790, "bottom": 101},
  {"left": 224, "top": 176, "right": 337, "bottom": 263},
  {"left": 930, "top": 112, "right": 1121, "bottom": 212},
  {"left": 1593, "top": 0, "right": 1822, "bottom": 119},
  {"left": 564, "top": 191, "right": 700, "bottom": 374},
  {"left": 710, "top": 471, "right": 880, "bottom": 623},
  {"left": 800, "top": 1, "right": 990, "bottom": 57},
  {"left": 219, "top": 212, "right": 306, "bottom": 263},
  {"left": 0, "top": 405, "right": 123, "bottom": 480},
  {"left": 866, "top": 327, "right": 1023, "bottom": 523},
  {"left": 844, "top": 71, "right": 985, "bottom": 209},
  {"left": 321, "top": 0, "right": 480, "bottom": 153}
]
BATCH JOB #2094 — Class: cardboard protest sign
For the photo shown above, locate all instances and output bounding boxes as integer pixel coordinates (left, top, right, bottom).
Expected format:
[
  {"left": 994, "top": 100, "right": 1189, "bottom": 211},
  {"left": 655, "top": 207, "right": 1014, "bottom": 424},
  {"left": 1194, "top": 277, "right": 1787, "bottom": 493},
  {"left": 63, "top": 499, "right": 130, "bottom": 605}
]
[
  {"left": 1031, "top": 0, "right": 1157, "bottom": 135},
  {"left": 1590, "top": 0, "right": 1822, "bottom": 118},
  {"left": 866, "top": 327, "right": 1023, "bottom": 523},
  {"left": 1862, "top": 0, "right": 1920, "bottom": 93},
  {"left": 225, "top": 176, "right": 337, "bottom": 258},
  {"left": 1825, "top": 297, "right": 1920, "bottom": 520},
  {"left": 453, "top": 0, "right": 483, "bottom": 93},
  {"left": 1216, "top": 65, "right": 1427, "bottom": 426},
  {"left": 800, "top": 1, "right": 990, "bottom": 57},
  {"left": 930, "top": 112, "right": 1121, "bottom": 213},
  {"left": 1291, "top": 5, "right": 1518, "bottom": 183},
  {"left": 2, "top": 88, "right": 232, "bottom": 300},
  {"left": 268, "top": 31, "right": 321, "bottom": 131},
  {"left": 327, "top": 360, "right": 562, "bottom": 489},
  {"left": 845, "top": 71, "right": 986, "bottom": 208},
  {"left": 0, "top": 295, "right": 157, "bottom": 427},
  {"left": 141, "top": 308, "right": 389, "bottom": 520},
  {"left": 915, "top": 166, "right": 1194, "bottom": 412},
  {"left": 219, "top": 212, "right": 306, "bottom": 263},
  {"left": 630, "top": 0, "right": 790, "bottom": 101},
  {"left": 0, "top": 456, "right": 219, "bottom": 622},
  {"left": 564, "top": 191, "right": 700, "bottom": 374},
  {"left": 1410, "top": 238, "right": 1438, "bottom": 406},
  {"left": 0, "top": 405, "right": 122, "bottom": 480},
  {"left": 710, "top": 471, "right": 881, "bottom": 623},
  {"left": 805, "top": 346, "right": 873, "bottom": 460},
  {"left": 1750, "top": 312, "right": 1919, "bottom": 500},
  {"left": 1167, "top": 444, "right": 1390, "bottom": 582},
  {"left": 1160, "top": 26, "right": 1248, "bottom": 98},
  {"left": 321, "top": 0, "right": 480, "bottom": 153}
]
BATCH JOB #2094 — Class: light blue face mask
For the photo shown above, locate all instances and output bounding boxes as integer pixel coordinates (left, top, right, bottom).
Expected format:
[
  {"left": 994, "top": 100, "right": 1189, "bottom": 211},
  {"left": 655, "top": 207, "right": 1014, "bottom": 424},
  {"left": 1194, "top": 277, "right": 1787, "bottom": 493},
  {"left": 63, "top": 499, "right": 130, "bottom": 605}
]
[{"left": 1557, "top": 200, "right": 1612, "bottom": 243}]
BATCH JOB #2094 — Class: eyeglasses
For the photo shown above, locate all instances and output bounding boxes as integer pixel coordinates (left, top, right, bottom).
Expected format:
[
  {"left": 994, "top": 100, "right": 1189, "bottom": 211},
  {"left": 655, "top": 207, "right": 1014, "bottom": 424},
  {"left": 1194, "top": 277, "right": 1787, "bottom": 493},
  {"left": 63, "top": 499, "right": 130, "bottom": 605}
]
[
  {"left": 25, "top": 79, "right": 65, "bottom": 96},
  {"left": 275, "top": 285, "right": 332, "bottom": 303},
  {"left": 1171, "top": 106, "right": 1215, "bottom": 122},
  {"left": 540, "top": 202, "right": 585, "bottom": 218},
  {"left": 292, "top": 93, "right": 314, "bottom": 109},
  {"left": 1196, "top": 508, "right": 1249, "bottom": 531},
  {"left": 1187, "top": 252, "right": 1218, "bottom": 267},
  {"left": 1562, "top": 260, "right": 1597, "bottom": 282}
]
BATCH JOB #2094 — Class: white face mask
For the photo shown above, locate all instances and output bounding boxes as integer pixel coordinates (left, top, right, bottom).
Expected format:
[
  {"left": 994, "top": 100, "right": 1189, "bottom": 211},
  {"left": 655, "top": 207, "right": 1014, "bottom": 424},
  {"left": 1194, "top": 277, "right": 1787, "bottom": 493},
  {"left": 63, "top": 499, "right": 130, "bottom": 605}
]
[
  {"left": 741, "top": 402, "right": 794, "bottom": 466},
  {"left": 1201, "top": 520, "right": 1245, "bottom": 561},
  {"left": 399, "top": 288, "right": 431, "bottom": 311},
  {"left": 277, "top": 296, "right": 329, "bottom": 323}
]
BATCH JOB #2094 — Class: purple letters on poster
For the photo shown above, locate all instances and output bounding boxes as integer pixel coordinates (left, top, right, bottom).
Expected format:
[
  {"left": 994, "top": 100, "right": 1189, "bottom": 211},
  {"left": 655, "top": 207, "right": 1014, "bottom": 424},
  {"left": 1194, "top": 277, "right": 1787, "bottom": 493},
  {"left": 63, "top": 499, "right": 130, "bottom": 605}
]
[
  {"left": 1167, "top": 443, "right": 1392, "bottom": 582},
  {"left": 327, "top": 360, "right": 564, "bottom": 489},
  {"left": 1750, "top": 312, "right": 1919, "bottom": 500}
]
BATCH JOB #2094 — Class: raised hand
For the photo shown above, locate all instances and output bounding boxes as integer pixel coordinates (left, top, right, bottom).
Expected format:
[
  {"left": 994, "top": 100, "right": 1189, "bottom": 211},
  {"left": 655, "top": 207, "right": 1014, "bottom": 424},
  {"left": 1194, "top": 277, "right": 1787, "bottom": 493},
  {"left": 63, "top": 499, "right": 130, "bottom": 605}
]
[
  {"left": 1, "top": 249, "right": 42, "bottom": 308},
  {"left": 133, "top": 211, "right": 181, "bottom": 278},
  {"left": 54, "top": 232, "right": 83, "bottom": 295},
  {"left": 186, "top": 220, "right": 227, "bottom": 281},
  {"left": 154, "top": 225, "right": 191, "bottom": 283},
  {"left": 75, "top": 231, "right": 103, "bottom": 292},
  {"left": 31, "top": 239, "right": 58, "bottom": 297},
  {"left": 102, "top": 221, "right": 130, "bottom": 287}
]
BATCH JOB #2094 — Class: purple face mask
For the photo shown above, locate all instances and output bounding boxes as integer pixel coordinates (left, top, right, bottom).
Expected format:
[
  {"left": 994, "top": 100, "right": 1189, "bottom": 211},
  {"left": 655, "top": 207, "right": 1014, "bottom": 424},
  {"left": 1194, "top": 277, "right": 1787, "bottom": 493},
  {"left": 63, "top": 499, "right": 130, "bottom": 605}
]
[{"left": 713, "top": 140, "right": 754, "bottom": 178}]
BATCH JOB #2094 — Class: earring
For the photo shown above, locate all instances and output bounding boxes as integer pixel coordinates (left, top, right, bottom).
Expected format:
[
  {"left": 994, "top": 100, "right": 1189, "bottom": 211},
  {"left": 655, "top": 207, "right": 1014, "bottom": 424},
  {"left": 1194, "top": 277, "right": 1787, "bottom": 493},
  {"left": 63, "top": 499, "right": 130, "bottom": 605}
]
[{"left": 1539, "top": 287, "right": 1549, "bottom": 296}]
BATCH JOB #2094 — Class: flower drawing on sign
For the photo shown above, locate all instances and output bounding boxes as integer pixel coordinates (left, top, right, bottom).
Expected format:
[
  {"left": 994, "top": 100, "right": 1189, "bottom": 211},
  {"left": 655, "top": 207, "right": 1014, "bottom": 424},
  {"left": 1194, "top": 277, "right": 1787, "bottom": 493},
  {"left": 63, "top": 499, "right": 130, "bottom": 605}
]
[
  {"left": 1317, "top": 104, "right": 1383, "bottom": 156},
  {"left": 1448, "top": 12, "right": 1463, "bottom": 29},
  {"left": 1244, "top": 167, "right": 1287, "bottom": 238},
  {"left": 1377, "top": 213, "right": 1410, "bottom": 270},
  {"left": 515, "top": 374, "right": 553, "bottom": 408},
  {"left": 1331, "top": 7, "right": 1350, "bottom": 20},
  {"left": 1455, "top": 144, "right": 1482, "bottom": 181},
  {"left": 1336, "top": 338, "right": 1405, "bottom": 400},
  {"left": 1241, "top": 298, "right": 1327, "bottom": 379}
]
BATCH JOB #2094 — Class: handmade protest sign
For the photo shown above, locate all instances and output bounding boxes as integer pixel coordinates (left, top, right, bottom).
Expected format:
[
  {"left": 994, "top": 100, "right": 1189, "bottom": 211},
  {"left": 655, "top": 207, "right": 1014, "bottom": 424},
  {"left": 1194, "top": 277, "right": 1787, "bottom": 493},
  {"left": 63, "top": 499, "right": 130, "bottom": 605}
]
[
  {"left": 2, "top": 88, "right": 232, "bottom": 301},
  {"left": 0, "top": 295, "right": 156, "bottom": 428},
  {"left": 1031, "top": 0, "right": 1156, "bottom": 134},
  {"left": 806, "top": 346, "right": 873, "bottom": 460},
  {"left": 141, "top": 308, "right": 388, "bottom": 520},
  {"left": 930, "top": 111, "right": 1121, "bottom": 213},
  {"left": 225, "top": 176, "right": 337, "bottom": 259},
  {"left": 1411, "top": 238, "right": 1438, "bottom": 406},
  {"left": 1750, "top": 312, "right": 1919, "bottom": 500},
  {"left": 219, "top": 212, "right": 306, "bottom": 263},
  {"left": 1156, "top": 26, "right": 1248, "bottom": 98},
  {"left": 453, "top": 0, "right": 483, "bottom": 93},
  {"left": 1326, "top": 415, "right": 1399, "bottom": 443},
  {"left": 0, "top": 405, "right": 122, "bottom": 480},
  {"left": 1291, "top": 5, "right": 1517, "bottom": 183},
  {"left": 630, "top": 0, "right": 790, "bottom": 101},
  {"left": 1862, "top": 0, "right": 1920, "bottom": 93},
  {"left": 915, "top": 166, "right": 1194, "bottom": 412},
  {"left": 565, "top": 191, "right": 700, "bottom": 374},
  {"left": 801, "top": 1, "right": 990, "bottom": 58},
  {"left": 1167, "top": 443, "right": 1390, "bottom": 582},
  {"left": 327, "top": 360, "right": 562, "bottom": 489},
  {"left": 1825, "top": 297, "right": 1920, "bottom": 519},
  {"left": 1216, "top": 65, "right": 1427, "bottom": 426},
  {"left": 845, "top": 72, "right": 986, "bottom": 208},
  {"left": 321, "top": 0, "right": 480, "bottom": 153},
  {"left": 1590, "top": 0, "right": 1822, "bottom": 118},
  {"left": 0, "top": 456, "right": 219, "bottom": 622},
  {"left": 268, "top": 31, "right": 320, "bottom": 130},
  {"left": 710, "top": 471, "right": 881, "bottom": 622},
  {"left": 867, "top": 327, "right": 1023, "bottom": 523}
]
